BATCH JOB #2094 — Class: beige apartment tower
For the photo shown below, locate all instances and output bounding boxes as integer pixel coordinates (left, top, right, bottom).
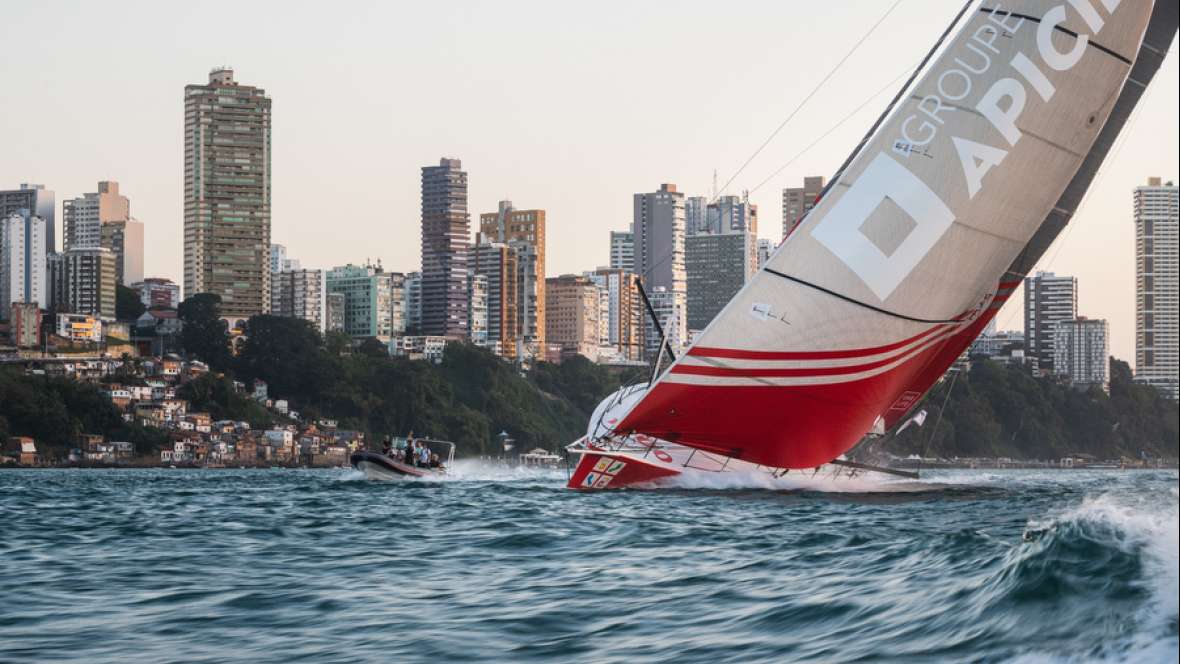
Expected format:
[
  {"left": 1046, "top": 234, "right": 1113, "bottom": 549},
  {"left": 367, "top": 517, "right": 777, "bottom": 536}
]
[
  {"left": 184, "top": 67, "right": 272, "bottom": 319},
  {"left": 479, "top": 200, "right": 547, "bottom": 353},
  {"left": 544, "top": 274, "right": 601, "bottom": 362},
  {"left": 781, "top": 175, "right": 825, "bottom": 239}
]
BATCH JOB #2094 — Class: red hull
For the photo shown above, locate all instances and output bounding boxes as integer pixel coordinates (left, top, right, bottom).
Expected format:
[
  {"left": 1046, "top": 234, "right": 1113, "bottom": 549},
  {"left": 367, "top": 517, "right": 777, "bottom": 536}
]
[{"left": 567, "top": 452, "right": 681, "bottom": 490}]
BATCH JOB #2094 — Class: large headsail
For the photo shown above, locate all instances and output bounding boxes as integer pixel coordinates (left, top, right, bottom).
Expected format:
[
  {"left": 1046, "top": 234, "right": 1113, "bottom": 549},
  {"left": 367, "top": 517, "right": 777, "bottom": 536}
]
[{"left": 615, "top": 0, "right": 1176, "bottom": 469}]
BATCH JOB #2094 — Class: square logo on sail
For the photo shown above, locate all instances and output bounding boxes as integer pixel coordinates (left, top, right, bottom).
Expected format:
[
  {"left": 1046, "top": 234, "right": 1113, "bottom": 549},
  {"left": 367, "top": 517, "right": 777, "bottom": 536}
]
[
  {"left": 593, "top": 457, "right": 612, "bottom": 473},
  {"left": 583, "top": 472, "right": 600, "bottom": 487},
  {"left": 593, "top": 473, "right": 614, "bottom": 489},
  {"left": 606, "top": 460, "right": 626, "bottom": 475}
]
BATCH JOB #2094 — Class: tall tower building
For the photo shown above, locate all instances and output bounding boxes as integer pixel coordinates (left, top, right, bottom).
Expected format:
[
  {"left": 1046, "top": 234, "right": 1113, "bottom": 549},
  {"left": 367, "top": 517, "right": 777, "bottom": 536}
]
[
  {"left": 1, "top": 184, "right": 55, "bottom": 253},
  {"left": 685, "top": 196, "right": 708, "bottom": 236},
  {"left": 781, "top": 175, "right": 825, "bottom": 238},
  {"left": 479, "top": 200, "right": 546, "bottom": 351},
  {"left": 184, "top": 67, "right": 272, "bottom": 319},
  {"left": 62, "top": 247, "right": 117, "bottom": 320},
  {"left": 633, "top": 184, "right": 686, "bottom": 294},
  {"left": 686, "top": 232, "right": 757, "bottom": 330},
  {"left": 1023, "top": 271, "right": 1078, "bottom": 374},
  {"left": 472, "top": 240, "right": 519, "bottom": 358},
  {"left": 1, "top": 210, "right": 47, "bottom": 320},
  {"left": 587, "top": 267, "right": 644, "bottom": 362},
  {"left": 63, "top": 181, "right": 129, "bottom": 251},
  {"left": 325, "top": 264, "right": 393, "bottom": 340},
  {"left": 1134, "top": 177, "right": 1178, "bottom": 400},
  {"left": 420, "top": 158, "right": 469, "bottom": 339},
  {"left": 609, "top": 230, "right": 634, "bottom": 272},
  {"left": 633, "top": 184, "right": 686, "bottom": 359},
  {"left": 1053, "top": 317, "right": 1110, "bottom": 392},
  {"left": 271, "top": 268, "right": 327, "bottom": 332},
  {"left": 100, "top": 219, "right": 144, "bottom": 285},
  {"left": 544, "top": 274, "right": 601, "bottom": 362}
]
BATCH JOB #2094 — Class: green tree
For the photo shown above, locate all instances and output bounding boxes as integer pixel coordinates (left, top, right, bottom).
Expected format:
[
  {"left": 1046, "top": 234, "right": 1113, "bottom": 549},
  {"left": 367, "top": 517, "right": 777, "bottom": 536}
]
[
  {"left": 116, "top": 284, "right": 146, "bottom": 321},
  {"left": 178, "top": 293, "right": 231, "bottom": 369}
]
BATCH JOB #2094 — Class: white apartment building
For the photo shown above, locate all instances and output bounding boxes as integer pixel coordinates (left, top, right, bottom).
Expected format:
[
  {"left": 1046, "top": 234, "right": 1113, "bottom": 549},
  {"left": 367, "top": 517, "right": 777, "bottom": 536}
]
[{"left": 1134, "top": 177, "right": 1178, "bottom": 400}]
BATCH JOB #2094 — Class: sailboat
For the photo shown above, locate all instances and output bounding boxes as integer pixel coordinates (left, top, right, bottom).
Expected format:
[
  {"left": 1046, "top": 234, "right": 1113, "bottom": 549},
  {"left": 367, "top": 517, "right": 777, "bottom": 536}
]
[{"left": 566, "top": 0, "right": 1178, "bottom": 490}]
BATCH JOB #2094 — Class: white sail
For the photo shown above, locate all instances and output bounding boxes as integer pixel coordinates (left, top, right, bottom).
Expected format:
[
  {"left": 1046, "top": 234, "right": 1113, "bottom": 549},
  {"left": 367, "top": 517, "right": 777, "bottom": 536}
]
[{"left": 615, "top": 1, "right": 1175, "bottom": 469}]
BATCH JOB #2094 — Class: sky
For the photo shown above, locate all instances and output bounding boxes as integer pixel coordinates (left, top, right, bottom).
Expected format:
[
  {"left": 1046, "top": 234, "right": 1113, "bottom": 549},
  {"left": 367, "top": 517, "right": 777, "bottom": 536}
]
[{"left": 2, "top": 0, "right": 1176, "bottom": 364}]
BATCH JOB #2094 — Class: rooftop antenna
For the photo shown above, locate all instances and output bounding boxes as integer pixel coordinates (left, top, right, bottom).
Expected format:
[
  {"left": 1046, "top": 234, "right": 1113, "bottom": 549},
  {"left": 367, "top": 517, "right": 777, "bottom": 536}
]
[{"left": 711, "top": 169, "right": 718, "bottom": 200}]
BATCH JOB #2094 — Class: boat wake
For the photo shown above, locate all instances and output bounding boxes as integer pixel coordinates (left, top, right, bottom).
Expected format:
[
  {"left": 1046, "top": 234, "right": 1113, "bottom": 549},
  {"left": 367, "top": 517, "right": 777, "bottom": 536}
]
[
  {"left": 646, "top": 467, "right": 951, "bottom": 493},
  {"left": 1007, "top": 488, "right": 1179, "bottom": 662},
  {"left": 440, "top": 459, "right": 568, "bottom": 483}
]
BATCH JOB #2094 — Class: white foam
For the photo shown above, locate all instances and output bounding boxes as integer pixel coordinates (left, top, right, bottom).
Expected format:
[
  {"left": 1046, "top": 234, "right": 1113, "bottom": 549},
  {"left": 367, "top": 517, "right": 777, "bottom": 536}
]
[
  {"left": 646, "top": 466, "right": 942, "bottom": 493},
  {"left": 436, "top": 459, "right": 569, "bottom": 484},
  {"left": 1016, "top": 486, "right": 1180, "bottom": 663}
]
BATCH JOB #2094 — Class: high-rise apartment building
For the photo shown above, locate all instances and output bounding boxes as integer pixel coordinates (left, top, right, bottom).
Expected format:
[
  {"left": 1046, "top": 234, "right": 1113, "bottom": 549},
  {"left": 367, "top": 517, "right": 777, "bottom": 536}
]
[
  {"left": 467, "top": 272, "right": 489, "bottom": 347},
  {"left": 633, "top": 184, "right": 686, "bottom": 294},
  {"left": 544, "top": 274, "right": 601, "bottom": 362},
  {"left": 63, "top": 181, "right": 129, "bottom": 251},
  {"left": 389, "top": 272, "right": 407, "bottom": 337},
  {"left": 326, "top": 292, "right": 346, "bottom": 334},
  {"left": 1053, "top": 317, "right": 1110, "bottom": 392},
  {"left": 184, "top": 68, "right": 272, "bottom": 320},
  {"left": 609, "top": 230, "right": 634, "bottom": 272},
  {"left": 100, "top": 219, "right": 144, "bottom": 285},
  {"left": 757, "top": 238, "right": 775, "bottom": 269},
  {"left": 0, "top": 184, "right": 55, "bottom": 253},
  {"left": 479, "top": 200, "right": 546, "bottom": 351},
  {"left": 685, "top": 196, "right": 708, "bottom": 236},
  {"left": 700, "top": 195, "right": 758, "bottom": 236},
  {"left": 269, "top": 243, "right": 300, "bottom": 273},
  {"left": 404, "top": 271, "right": 422, "bottom": 334},
  {"left": 1023, "top": 271, "right": 1077, "bottom": 374},
  {"left": 420, "top": 158, "right": 469, "bottom": 339},
  {"left": 634, "top": 184, "right": 686, "bottom": 359},
  {"left": 1134, "top": 177, "right": 1178, "bottom": 400},
  {"left": 781, "top": 175, "right": 825, "bottom": 238},
  {"left": 686, "top": 231, "right": 757, "bottom": 330},
  {"left": 587, "top": 268, "right": 644, "bottom": 362},
  {"left": 646, "top": 286, "right": 688, "bottom": 360},
  {"left": 471, "top": 240, "right": 519, "bottom": 357},
  {"left": 62, "top": 247, "right": 117, "bottom": 320},
  {"left": 326, "top": 264, "right": 392, "bottom": 340},
  {"left": 1, "top": 210, "right": 46, "bottom": 320},
  {"left": 8, "top": 301, "right": 42, "bottom": 348},
  {"left": 272, "top": 268, "right": 327, "bottom": 332}
]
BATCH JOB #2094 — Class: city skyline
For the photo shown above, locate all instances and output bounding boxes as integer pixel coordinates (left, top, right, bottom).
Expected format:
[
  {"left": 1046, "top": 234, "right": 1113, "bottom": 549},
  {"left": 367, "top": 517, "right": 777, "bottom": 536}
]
[{"left": 2, "top": 0, "right": 1178, "bottom": 363}]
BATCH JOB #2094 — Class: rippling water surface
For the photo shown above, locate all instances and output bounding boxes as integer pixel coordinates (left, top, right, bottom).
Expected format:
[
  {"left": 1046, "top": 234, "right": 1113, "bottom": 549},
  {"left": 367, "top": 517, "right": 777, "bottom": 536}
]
[{"left": 1, "top": 466, "right": 1176, "bottom": 663}]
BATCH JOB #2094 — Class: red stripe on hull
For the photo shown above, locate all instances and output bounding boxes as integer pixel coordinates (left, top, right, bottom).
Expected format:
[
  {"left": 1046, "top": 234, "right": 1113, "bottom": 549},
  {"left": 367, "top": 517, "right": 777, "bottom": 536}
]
[{"left": 618, "top": 286, "right": 1010, "bottom": 470}]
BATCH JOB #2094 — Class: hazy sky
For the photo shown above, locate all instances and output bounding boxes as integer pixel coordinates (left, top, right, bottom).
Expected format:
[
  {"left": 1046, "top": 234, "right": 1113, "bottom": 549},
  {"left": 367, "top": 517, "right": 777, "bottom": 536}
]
[{"left": 2, "top": 0, "right": 1176, "bottom": 363}]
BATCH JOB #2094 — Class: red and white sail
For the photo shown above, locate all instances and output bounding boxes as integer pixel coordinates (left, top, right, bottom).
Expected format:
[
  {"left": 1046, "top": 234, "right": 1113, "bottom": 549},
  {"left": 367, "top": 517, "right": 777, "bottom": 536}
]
[{"left": 614, "top": 1, "right": 1177, "bottom": 469}]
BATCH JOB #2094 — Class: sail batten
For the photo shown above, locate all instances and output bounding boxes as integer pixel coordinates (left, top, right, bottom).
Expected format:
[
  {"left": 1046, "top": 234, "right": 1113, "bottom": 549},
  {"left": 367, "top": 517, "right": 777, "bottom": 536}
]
[{"left": 611, "top": 0, "right": 1174, "bottom": 470}]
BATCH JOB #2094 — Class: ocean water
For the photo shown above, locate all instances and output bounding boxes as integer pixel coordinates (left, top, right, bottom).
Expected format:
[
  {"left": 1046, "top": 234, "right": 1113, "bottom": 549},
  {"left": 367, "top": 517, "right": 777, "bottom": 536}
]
[{"left": 0, "top": 466, "right": 1176, "bottom": 664}]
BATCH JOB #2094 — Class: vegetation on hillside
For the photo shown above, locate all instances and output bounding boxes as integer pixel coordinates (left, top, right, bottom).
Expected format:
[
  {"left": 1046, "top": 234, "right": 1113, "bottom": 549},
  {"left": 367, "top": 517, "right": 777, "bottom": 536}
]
[
  {"left": 889, "top": 358, "right": 1178, "bottom": 461},
  {"left": 0, "top": 368, "right": 169, "bottom": 455},
  {"left": 178, "top": 296, "right": 640, "bottom": 455},
  {"left": 4, "top": 291, "right": 1175, "bottom": 464}
]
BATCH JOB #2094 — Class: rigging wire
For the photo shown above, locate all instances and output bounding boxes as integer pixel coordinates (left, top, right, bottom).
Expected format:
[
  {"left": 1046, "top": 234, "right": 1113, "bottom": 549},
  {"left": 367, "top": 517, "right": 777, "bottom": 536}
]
[
  {"left": 746, "top": 65, "right": 914, "bottom": 195},
  {"left": 918, "top": 367, "right": 959, "bottom": 474},
  {"left": 712, "top": 0, "right": 904, "bottom": 202}
]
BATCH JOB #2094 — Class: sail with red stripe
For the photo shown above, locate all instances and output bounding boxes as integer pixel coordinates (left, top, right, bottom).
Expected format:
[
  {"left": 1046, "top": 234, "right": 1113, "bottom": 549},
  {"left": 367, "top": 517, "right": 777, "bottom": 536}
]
[{"left": 615, "top": 1, "right": 1177, "bottom": 469}]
